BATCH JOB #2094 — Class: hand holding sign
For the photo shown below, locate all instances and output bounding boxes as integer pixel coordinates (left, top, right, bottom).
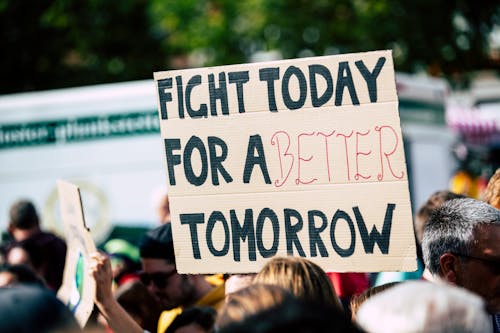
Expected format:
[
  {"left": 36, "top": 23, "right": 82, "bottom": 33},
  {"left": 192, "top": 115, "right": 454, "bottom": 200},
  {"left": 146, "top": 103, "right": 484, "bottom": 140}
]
[{"left": 89, "top": 252, "right": 114, "bottom": 307}]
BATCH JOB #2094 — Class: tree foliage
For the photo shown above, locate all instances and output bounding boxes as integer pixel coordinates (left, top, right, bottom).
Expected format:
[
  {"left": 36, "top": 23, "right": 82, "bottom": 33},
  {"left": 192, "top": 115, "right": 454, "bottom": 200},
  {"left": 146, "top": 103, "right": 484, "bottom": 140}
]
[
  {"left": 1, "top": 0, "right": 499, "bottom": 94},
  {"left": 0, "top": 0, "right": 166, "bottom": 93}
]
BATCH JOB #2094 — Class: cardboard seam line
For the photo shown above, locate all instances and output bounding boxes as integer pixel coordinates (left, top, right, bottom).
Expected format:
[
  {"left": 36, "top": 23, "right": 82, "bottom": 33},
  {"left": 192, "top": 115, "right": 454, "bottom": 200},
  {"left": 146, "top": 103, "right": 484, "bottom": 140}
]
[
  {"left": 156, "top": 99, "right": 400, "bottom": 122},
  {"left": 167, "top": 179, "right": 411, "bottom": 198}
]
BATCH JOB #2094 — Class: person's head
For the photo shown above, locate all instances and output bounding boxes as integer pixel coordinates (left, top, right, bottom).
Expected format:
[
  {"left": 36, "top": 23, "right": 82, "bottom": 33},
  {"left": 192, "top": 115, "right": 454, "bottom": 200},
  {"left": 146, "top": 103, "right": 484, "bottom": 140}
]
[
  {"left": 414, "top": 190, "right": 465, "bottom": 244},
  {"left": 253, "top": 256, "right": 342, "bottom": 310},
  {"left": 218, "top": 295, "right": 362, "bottom": 333},
  {"left": 349, "top": 282, "right": 400, "bottom": 320},
  {"left": 103, "top": 238, "right": 141, "bottom": 285},
  {"left": 139, "top": 223, "right": 209, "bottom": 310},
  {"left": 114, "top": 280, "right": 162, "bottom": 333},
  {"left": 0, "top": 285, "right": 80, "bottom": 333},
  {"left": 5, "top": 238, "right": 44, "bottom": 273},
  {"left": 8, "top": 200, "right": 40, "bottom": 240},
  {"left": 165, "top": 306, "right": 216, "bottom": 333},
  {"left": 356, "top": 281, "right": 492, "bottom": 333},
  {"left": 422, "top": 197, "right": 500, "bottom": 313},
  {"left": 217, "top": 283, "right": 294, "bottom": 329},
  {"left": 482, "top": 168, "right": 500, "bottom": 209},
  {"left": 224, "top": 274, "right": 256, "bottom": 299},
  {"left": 0, "top": 264, "right": 45, "bottom": 287}
]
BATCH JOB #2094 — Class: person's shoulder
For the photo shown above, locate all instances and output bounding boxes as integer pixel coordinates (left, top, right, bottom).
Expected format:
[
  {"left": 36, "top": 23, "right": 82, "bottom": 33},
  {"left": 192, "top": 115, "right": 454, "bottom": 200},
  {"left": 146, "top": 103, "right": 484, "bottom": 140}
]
[
  {"left": 36, "top": 231, "right": 64, "bottom": 241},
  {"left": 30, "top": 231, "right": 66, "bottom": 248}
]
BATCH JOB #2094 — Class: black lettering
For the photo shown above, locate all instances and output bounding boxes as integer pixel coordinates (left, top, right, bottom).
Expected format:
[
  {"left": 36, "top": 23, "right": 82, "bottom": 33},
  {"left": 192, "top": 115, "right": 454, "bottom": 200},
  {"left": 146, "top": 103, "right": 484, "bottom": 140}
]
[
  {"left": 206, "top": 211, "right": 230, "bottom": 257},
  {"left": 330, "top": 209, "right": 356, "bottom": 257},
  {"left": 228, "top": 71, "right": 250, "bottom": 114},
  {"left": 230, "top": 209, "right": 256, "bottom": 262},
  {"left": 308, "top": 210, "right": 328, "bottom": 257},
  {"left": 164, "top": 138, "right": 181, "bottom": 186},
  {"left": 180, "top": 213, "right": 205, "bottom": 259},
  {"left": 256, "top": 208, "right": 279, "bottom": 257},
  {"left": 208, "top": 136, "right": 233, "bottom": 186},
  {"left": 186, "top": 75, "right": 208, "bottom": 118},
  {"left": 282, "top": 66, "right": 307, "bottom": 110},
  {"left": 184, "top": 136, "right": 208, "bottom": 186},
  {"left": 175, "top": 76, "right": 185, "bottom": 118},
  {"left": 259, "top": 68, "right": 280, "bottom": 112},
  {"left": 284, "top": 209, "right": 306, "bottom": 256},
  {"left": 157, "top": 78, "right": 172, "bottom": 120},
  {"left": 243, "top": 135, "right": 271, "bottom": 184},
  {"left": 352, "top": 203, "right": 394, "bottom": 254},
  {"left": 309, "top": 64, "right": 333, "bottom": 107},
  {"left": 335, "top": 62, "right": 360, "bottom": 106},
  {"left": 355, "top": 57, "right": 386, "bottom": 103},
  {"left": 208, "top": 72, "right": 229, "bottom": 116}
]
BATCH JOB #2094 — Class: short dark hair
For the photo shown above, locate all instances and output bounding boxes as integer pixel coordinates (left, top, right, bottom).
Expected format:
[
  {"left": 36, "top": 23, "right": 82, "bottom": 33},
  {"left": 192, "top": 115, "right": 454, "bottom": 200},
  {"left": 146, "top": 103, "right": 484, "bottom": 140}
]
[
  {"left": 115, "top": 281, "right": 162, "bottom": 333},
  {"left": 139, "top": 223, "right": 176, "bottom": 263},
  {"left": 9, "top": 200, "right": 39, "bottom": 230},
  {"left": 0, "top": 285, "right": 80, "bottom": 332},
  {"left": 165, "top": 306, "right": 216, "bottom": 333},
  {"left": 0, "top": 264, "right": 45, "bottom": 287}
]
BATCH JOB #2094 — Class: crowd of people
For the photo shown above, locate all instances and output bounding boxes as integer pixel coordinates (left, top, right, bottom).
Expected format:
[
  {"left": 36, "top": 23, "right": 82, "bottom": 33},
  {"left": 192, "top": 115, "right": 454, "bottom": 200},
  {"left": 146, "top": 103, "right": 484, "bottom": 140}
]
[{"left": 1, "top": 169, "right": 500, "bottom": 332}]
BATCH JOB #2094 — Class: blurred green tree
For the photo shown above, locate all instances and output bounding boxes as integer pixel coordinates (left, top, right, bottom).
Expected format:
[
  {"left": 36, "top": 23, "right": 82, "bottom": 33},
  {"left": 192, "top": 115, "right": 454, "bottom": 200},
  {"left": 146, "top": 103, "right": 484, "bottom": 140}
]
[
  {"left": 0, "top": 0, "right": 166, "bottom": 93},
  {"left": 1, "top": 0, "right": 498, "bottom": 94}
]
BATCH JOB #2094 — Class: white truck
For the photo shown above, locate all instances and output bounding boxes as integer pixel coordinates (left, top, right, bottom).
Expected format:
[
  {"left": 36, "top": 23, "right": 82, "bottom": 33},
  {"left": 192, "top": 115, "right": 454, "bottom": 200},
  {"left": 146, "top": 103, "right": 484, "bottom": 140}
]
[
  {"left": 0, "top": 73, "right": 457, "bottom": 243},
  {"left": 0, "top": 80, "right": 165, "bottom": 243}
]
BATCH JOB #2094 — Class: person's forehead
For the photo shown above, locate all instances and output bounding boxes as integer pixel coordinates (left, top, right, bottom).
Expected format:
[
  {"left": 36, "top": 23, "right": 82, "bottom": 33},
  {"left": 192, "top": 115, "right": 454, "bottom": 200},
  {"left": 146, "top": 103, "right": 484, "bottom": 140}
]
[
  {"left": 472, "top": 224, "right": 500, "bottom": 256},
  {"left": 0, "top": 272, "right": 16, "bottom": 287},
  {"left": 141, "top": 257, "right": 175, "bottom": 272}
]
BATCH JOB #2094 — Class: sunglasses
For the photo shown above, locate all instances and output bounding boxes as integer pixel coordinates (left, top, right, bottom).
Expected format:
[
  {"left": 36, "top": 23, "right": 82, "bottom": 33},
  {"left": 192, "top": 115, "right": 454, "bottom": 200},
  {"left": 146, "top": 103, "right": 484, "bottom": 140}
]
[
  {"left": 139, "top": 270, "right": 177, "bottom": 289},
  {"left": 450, "top": 252, "right": 500, "bottom": 275}
]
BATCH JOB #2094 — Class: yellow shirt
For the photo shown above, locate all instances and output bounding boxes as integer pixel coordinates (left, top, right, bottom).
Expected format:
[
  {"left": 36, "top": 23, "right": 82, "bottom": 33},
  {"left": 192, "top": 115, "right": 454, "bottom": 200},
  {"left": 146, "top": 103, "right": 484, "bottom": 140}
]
[{"left": 157, "top": 282, "right": 225, "bottom": 333}]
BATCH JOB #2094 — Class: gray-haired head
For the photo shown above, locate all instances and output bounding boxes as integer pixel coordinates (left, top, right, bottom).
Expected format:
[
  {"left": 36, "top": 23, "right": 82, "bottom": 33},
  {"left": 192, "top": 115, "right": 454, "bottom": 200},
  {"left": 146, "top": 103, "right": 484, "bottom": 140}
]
[
  {"left": 422, "top": 197, "right": 500, "bottom": 275},
  {"left": 356, "top": 281, "right": 492, "bottom": 333}
]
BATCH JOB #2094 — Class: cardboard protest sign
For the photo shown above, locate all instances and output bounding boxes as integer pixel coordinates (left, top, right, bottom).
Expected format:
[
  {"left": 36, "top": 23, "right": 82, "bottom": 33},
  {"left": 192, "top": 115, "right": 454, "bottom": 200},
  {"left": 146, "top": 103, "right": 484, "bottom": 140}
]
[
  {"left": 56, "top": 180, "right": 97, "bottom": 328},
  {"left": 154, "top": 50, "right": 417, "bottom": 274}
]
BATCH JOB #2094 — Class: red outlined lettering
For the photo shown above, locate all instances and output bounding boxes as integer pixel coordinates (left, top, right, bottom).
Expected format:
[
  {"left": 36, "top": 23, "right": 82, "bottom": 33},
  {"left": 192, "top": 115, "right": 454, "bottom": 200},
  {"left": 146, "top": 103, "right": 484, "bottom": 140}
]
[
  {"left": 355, "top": 130, "right": 372, "bottom": 180},
  {"left": 317, "top": 130, "right": 336, "bottom": 182},
  {"left": 296, "top": 131, "right": 318, "bottom": 185},
  {"left": 336, "top": 131, "right": 354, "bottom": 181},
  {"left": 271, "top": 131, "right": 294, "bottom": 187},
  {"left": 375, "top": 125, "right": 404, "bottom": 181}
]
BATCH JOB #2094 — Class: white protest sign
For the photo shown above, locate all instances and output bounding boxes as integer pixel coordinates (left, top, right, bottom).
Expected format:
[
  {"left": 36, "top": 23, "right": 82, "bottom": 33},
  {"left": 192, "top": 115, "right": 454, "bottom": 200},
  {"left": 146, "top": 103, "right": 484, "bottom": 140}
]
[
  {"left": 154, "top": 50, "right": 416, "bottom": 274},
  {"left": 56, "top": 180, "right": 97, "bottom": 328}
]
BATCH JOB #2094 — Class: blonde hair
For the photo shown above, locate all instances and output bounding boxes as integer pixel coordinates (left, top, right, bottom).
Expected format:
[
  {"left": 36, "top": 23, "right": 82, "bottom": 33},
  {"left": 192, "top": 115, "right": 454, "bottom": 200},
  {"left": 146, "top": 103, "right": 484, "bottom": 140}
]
[
  {"left": 216, "top": 283, "right": 293, "bottom": 328},
  {"left": 253, "top": 256, "right": 342, "bottom": 309},
  {"left": 482, "top": 168, "right": 500, "bottom": 209}
]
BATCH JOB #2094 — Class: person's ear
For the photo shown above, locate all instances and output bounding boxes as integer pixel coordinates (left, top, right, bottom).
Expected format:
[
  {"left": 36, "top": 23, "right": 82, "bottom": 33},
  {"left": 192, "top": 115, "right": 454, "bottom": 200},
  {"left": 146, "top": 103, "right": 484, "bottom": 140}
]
[{"left": 439, "top": 252, "right": 459, "bottom": 283}]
